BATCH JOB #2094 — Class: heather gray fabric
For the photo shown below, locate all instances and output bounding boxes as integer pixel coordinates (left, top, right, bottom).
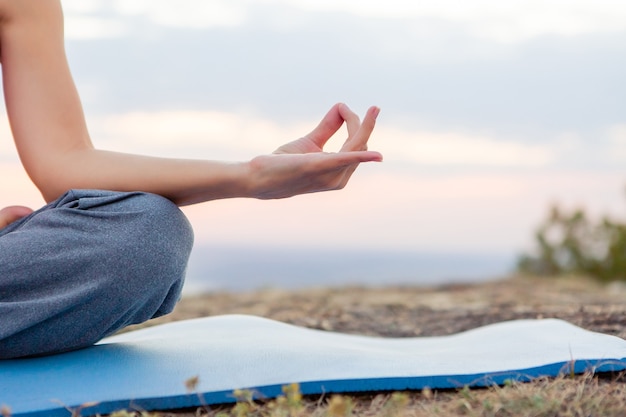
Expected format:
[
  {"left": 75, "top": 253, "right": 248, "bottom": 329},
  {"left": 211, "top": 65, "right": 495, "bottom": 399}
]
[{"left": 0, "top": 189, "right": 193, "bottom": 359}]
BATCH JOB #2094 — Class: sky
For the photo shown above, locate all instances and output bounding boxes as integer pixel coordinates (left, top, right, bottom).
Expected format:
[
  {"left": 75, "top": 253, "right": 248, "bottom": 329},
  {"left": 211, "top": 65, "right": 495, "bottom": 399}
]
[{"left": 1, "top": 0, "right": 625, "bottom": 261}]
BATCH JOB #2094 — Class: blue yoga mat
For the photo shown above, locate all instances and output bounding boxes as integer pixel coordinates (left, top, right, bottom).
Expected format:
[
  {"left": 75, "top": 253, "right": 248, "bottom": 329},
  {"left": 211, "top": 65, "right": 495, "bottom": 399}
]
[{"left": 2, "top": 315, "right": 625, "bottom": 417}]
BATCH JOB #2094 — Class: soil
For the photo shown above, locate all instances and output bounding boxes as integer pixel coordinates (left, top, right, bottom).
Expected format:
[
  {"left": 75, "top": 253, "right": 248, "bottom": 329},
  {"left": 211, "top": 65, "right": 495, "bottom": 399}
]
[{"left": 136, "top": 275, "right": 626, "bottom": 341}]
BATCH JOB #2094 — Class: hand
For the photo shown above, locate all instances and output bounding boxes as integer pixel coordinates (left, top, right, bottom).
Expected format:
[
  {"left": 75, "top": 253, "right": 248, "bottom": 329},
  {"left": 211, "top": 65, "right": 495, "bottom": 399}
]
[
  {"left": 247, "top": 103, "right": 382, "bottom": 199},
  {"left": 0, "top": 205, "right": 33, "bottom": 229}
]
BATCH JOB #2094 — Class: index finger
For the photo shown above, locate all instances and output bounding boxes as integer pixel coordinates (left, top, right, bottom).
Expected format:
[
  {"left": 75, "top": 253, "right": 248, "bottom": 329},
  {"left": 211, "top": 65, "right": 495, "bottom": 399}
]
[
  {"left": 340, "top": 106, "right": 380, "bottom": 152},
  {"left": 338, "top": 103, "right": 361, "bottom": 139},
  {"left": 305, "top": 103, "right": 348, "bottom": 148}
]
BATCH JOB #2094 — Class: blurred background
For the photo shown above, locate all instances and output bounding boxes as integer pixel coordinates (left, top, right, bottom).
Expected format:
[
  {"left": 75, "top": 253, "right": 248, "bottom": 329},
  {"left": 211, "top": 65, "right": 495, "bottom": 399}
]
[{"left": 0, "top": 0, "right": 624, "bottom": 292}]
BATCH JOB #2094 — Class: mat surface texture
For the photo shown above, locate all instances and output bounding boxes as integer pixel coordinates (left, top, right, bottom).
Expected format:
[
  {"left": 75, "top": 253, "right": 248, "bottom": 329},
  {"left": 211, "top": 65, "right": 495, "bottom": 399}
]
[{"left": 2, "top": 315, "right": 626, "bottom": 416}]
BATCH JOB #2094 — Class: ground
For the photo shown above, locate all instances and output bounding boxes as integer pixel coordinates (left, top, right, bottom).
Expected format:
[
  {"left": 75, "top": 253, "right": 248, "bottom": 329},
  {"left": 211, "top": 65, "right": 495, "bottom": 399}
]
[
  {"left": 138, "top": 275, "right": 626, "bottom": 341},
  {"left": 118, "top": 275, "right": 626, "bottom": 417}
]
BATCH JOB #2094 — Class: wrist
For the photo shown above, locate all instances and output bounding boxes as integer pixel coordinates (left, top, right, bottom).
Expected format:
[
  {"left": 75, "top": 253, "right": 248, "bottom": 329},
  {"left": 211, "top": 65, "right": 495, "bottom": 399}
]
[{"left": 227, "top": 160, "right": 255, "bottom": 199}]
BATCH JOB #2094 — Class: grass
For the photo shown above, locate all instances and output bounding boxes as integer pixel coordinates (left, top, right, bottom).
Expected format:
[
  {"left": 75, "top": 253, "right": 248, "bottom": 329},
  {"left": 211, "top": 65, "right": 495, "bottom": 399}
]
[
  {"left": 6, "top": 371, "right": 618, "bottom": 417},
  {"left": 193, "top": 372, "right": 626, "bottom": 416},
  {"left": 126, "top": 371, "right": 626, "bottom": 417}
]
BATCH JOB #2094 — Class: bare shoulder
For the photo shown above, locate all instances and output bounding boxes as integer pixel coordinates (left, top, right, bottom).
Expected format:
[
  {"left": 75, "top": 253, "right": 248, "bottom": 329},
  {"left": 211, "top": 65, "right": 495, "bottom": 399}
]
[
  {"left": 0, "top": 0, "right": 63, "bottom": 58},
  {"left": 0, "top": 0, "right": 62, "bottom": 24}
]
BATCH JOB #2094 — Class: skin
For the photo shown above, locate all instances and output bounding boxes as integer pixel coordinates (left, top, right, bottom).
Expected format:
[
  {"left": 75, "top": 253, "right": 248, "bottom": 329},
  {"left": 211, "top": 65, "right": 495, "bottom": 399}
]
[{"left": 0, "top": 0, "right": 381, "bottom": 228}]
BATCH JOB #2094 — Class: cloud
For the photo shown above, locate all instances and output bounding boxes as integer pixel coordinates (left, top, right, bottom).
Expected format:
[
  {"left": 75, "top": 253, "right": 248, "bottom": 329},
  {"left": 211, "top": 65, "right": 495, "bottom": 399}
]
[
  {"left": 89, "top": 110, "right": 312, "bottom": 159},
  {"left": 278, "top": 0, "right": 626, "bottom": 43},
  {"left": 63, "top": 16, "right": 128, "bottom": 40},
  {"left": 62, "top": 0, "right": 106, "bottom": 14},
  {"left": 62, "top": 0, "right": 248, "bottom": 39},
  {"left": 86, "top": 109, "right": 626, "bottom": 172},
  {"left": 607, "top": 124, "right": 626, "bottom": 163},
  {"left": 62, "top": 0, "right": 626, "bottom": 44},
  {"left": 111, "top": 0, "right": 248, "bottom": 29},
  {"left": 89, "top": 109, "right": 558, "bottom": 168},
  {"left": 62, "top": 0, "right": 128, "bottom": 39},
  {"left": 379, "top": 128, "right": 554, "bottom": 167},
  {"left": 64, "top": 8, "right": 626, "bottom": 139}
]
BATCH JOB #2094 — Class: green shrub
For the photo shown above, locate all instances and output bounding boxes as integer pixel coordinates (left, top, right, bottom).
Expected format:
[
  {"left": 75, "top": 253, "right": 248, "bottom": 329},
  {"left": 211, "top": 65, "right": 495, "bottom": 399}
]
[{"left": 517, "top": 193, "right": 626, "bottom": 282}]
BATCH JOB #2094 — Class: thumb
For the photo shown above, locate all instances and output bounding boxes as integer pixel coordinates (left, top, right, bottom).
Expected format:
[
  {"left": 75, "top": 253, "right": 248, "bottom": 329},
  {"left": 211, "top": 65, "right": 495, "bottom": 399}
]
[{"left": 0, "top": 205, "right": 33, "bottom": 229}]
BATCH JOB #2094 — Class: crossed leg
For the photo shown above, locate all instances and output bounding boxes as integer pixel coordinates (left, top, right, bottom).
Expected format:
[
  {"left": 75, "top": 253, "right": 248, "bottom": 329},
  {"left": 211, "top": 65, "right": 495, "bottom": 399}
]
[{"left": 0, "top": 190, "right": 194, "bottom": 359}]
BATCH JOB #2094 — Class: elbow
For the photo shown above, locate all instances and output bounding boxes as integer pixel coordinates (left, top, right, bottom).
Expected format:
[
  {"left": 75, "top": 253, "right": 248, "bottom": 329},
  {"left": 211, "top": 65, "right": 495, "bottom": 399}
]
[
  {"left": 29, "top": 169, "right": 73, "bottom": 203},
  {"left": 39, "top": 184, "right": 70, "bottom": 204},
  {"left": 23, "top": 156, "right": 82, "bottom": 203},
  {"left": 20, "top": 146, "right": 96, "bottom": 203}
]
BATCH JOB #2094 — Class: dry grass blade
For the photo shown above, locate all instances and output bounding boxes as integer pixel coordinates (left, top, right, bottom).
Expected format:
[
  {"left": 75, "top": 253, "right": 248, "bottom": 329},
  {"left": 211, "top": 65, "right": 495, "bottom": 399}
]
[{"left": 100, "top": 372, "right": 626, "bottom": 417}]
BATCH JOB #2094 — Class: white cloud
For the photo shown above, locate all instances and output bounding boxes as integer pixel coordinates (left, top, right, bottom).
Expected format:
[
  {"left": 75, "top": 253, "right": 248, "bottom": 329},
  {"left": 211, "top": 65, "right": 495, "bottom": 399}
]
[
  {"left": 61, "top": 0, "right": 626, "bottom": 43},
  {"left": 278, "top": 0, "right": 626, "bottom": 42},
  {"left": 62, "top": 0, "right": 107, "bottom": 14},
  {"left": 607, "top": 124, "right": 626, "bottom": 163},
  {"left": 111, "top": 0, "right": 247, "bottom": 29},
  {"left": 379, "top": 128, "right": 554, "bottom": 167},
  {"left": 63, "top": 16, "right": 128, "bottom": 40},
  {"left": 91, "top": 109, "right": 626, "bottom": 171},
  {"left": 62, "top": 0, "right": 247, "bottom": 39},
  {"left": 89, "top": 110, "right": 312, "bottom": 159},
  {"left": 91, "top": 109, "right": 557, "bottom": 168},
  {"left": 63, "top": 0, "right": 127, "bottom": 39}
]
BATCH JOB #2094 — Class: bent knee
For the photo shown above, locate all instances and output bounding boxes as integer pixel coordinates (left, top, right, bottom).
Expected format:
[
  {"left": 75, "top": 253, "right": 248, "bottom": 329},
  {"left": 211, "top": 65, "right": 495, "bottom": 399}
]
[
  {"left": 60, "top": 190, "right": 195, "bottom": 293},
  {"left": 110, "top": 192, "right": 193, "bottom": 285},
  {"left": 127, "top": 192, "right": 195, "bottom": 253}
]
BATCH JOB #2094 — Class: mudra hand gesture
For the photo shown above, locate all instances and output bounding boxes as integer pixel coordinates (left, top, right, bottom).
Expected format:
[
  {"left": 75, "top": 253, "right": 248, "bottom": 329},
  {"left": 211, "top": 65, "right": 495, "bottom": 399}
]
[{"left": 251, "top": 103, "right": 381, "bottom": 199}]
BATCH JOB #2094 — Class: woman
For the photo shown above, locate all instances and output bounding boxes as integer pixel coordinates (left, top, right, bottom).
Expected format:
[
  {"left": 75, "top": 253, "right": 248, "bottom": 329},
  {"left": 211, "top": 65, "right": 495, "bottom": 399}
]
[{"left": 0, "top": 0, "right": 381, "bottom": 359}]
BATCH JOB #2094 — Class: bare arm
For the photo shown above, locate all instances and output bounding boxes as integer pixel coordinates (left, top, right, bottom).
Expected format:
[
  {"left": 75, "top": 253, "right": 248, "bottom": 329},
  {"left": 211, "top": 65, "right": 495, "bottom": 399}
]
[{"left": 0, "top": 0, "right": 381, "bottom": 207}]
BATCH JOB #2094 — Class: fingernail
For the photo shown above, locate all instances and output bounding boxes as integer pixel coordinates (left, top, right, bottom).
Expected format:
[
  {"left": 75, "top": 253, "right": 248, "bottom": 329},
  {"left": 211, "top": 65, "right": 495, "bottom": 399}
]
[{"left": 372, "top": 106, "right": 380, "bottom": 120}]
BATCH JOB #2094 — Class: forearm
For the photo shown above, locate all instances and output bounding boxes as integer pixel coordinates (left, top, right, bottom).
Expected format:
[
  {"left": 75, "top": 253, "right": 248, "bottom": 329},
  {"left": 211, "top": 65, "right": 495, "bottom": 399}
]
[
  {"left": 39, "top": 132, "right": 382, "bottom": 204},
  {"left": 37, "top": 148, "right": 251, "bottom": 205}
]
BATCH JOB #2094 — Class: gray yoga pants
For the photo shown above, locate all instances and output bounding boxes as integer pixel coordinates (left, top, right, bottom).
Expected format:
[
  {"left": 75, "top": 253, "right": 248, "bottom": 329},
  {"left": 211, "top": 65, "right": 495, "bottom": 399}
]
[{"left": 0, "top": 189, "right": 194, "bottom": 359}]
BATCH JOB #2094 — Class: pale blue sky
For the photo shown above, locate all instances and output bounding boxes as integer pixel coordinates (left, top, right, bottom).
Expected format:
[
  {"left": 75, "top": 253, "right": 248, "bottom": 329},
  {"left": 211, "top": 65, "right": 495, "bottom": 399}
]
[{"left": 1, "top": 0, "right": 624, "bottom": 256}]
